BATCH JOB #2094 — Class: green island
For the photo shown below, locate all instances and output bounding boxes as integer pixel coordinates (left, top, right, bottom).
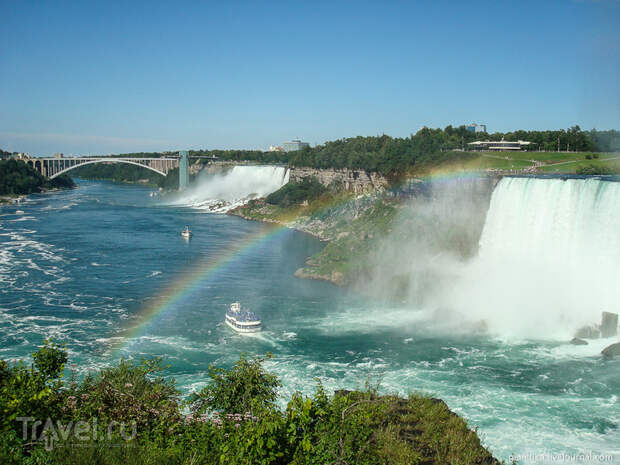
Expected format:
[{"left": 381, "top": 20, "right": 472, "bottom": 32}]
[{"left": 0, "top": 341, "right": 500, "bottom": 465}]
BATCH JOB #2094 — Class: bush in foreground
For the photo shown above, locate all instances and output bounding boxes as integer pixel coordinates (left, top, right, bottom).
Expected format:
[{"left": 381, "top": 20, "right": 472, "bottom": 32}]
[{"left": 0, "top": 342, "right": 500, "bottom": 465}]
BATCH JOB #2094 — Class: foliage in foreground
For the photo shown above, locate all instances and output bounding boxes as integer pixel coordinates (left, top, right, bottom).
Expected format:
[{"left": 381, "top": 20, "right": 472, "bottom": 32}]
[{"left": 0, "top": 342, "right": 500, "bottom": 465}]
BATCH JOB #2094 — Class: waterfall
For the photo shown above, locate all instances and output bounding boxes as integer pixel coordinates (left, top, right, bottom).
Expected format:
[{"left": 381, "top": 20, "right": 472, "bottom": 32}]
[
  {"left": 448, "top": 177, "right": 620, "bottom": 339},
  {"left": 164, "top": 165, "right": 289, "bottom": 212}
]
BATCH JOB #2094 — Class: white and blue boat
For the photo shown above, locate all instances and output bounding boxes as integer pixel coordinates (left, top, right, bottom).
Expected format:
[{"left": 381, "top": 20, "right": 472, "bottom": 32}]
[{"left": 225, "top": 302, "right": 261, "bottom": 333}]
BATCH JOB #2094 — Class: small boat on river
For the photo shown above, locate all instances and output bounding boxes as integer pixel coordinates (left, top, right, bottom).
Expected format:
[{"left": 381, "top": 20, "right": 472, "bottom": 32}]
[{"left": 225, "top": 302, "right": 262, "bottom": 333}]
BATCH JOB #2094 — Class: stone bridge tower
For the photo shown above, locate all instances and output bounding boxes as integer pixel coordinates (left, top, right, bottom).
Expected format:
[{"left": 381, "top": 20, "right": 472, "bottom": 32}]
[{"left": 179, "top": 150, "right": 189, "bottom": 190}]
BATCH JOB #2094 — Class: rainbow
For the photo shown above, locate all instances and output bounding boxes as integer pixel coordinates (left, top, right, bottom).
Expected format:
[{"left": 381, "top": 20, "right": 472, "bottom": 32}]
[{"left": 113, "top": 222, "right": 291, "bottom": 355}]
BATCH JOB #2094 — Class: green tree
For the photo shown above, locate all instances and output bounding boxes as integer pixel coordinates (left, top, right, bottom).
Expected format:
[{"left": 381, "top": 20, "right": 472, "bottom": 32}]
[{"left": 189, "top": 354, "right": 281, "bottom": 415}]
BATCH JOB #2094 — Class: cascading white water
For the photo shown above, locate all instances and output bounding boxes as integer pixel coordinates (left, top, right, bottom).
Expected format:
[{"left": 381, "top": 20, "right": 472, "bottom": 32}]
[
  {"left": 165, "top": 165, "right": 289, "bottom": 212},
  {"left": 448, "top": 177, "right": 620, "bottom": 339}
]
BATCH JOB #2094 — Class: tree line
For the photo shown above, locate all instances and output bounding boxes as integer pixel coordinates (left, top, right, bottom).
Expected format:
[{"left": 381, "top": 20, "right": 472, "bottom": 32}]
[
  {"left": 3, "top": 126, "right": 618, "bottom": 183},
  {"left": 191, "top": 127, "right": 620, "bottom": 176},
  {"left": 0, "top": 160, "right": 74, "bottom": 196}
]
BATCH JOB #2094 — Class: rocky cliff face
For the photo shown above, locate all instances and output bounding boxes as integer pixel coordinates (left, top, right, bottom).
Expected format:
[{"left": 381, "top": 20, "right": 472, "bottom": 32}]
[
  {"left": 289, "top": 167, "right": 389, "bottom": 193},
  {"left": 191, "top": 162, "right": 389, "bottom": 194}
]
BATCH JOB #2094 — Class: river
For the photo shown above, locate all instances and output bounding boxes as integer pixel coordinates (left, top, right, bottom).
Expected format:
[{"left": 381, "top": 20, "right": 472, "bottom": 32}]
[{"left": 1, "top": 178, "right": 618, "bottom": 463}]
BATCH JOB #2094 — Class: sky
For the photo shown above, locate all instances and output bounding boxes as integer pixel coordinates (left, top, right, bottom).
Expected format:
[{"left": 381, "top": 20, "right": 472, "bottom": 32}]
[{"left": 1, "top": 0, "right": 619, "bottom": 156}]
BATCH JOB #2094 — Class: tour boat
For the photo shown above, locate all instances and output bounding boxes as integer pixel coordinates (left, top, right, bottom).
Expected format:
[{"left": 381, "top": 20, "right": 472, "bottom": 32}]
[
  {"left": 225, "top": 302, "right": 262, "bottom": 333},
  {"left": 181, "top": 226, "right": 192, "bottom": 238},
  {"left": 15, "top": 210, "right": 24, "bottom": 214}
]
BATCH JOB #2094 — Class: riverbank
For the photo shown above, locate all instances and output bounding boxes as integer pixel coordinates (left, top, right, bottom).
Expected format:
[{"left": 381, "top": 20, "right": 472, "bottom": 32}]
[{"left": 0, "top": 194, "right": 26, "bottom": 205}]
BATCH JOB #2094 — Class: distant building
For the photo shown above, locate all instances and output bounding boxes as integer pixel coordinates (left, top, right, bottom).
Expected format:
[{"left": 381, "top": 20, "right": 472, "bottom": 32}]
[
  {"left": 466, "top": 123, "right": 487, "bottom": 133},
  {"left": 468, "top": 140, "right": 531, "bottom": 151},
  {"left": 13, "top": 152, "right": 31, "bottom": 160},
  {"left": 53, "top": 152, "right": 64, "bottom": 158},
  {"left": 268, "top": 145, "right": 284, "bottom": 152},
  {"left": 282, "top": 139, "right": 309, "bottom": 152}
]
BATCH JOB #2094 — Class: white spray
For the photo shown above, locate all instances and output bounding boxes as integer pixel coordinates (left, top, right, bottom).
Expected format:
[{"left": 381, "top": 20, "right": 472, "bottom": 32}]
[
  {"left": 164, "top": 165, "right": 289, "bottom": 212},
  {"left": 445, "top": 177, "right": 620, "bottom": 339}
]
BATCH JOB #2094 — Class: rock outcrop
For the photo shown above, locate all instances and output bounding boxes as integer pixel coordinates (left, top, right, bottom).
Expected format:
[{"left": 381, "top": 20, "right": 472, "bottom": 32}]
[
  {"left": 294, "top": 267, "right": 345, "bottom": 286},
  {"left": 574, "top": 312, "right": 619, "bottom": 340},
  {"left": 574, "top": 325, "right": 600, "bottom": 339},
  {"left": 289, "top": 166, "right": 389, "bottom": 194},
  {"left": 601, "top": 312, "right": 618, "bottom": 338},
  {"left": 570, "top": 337, "right": 588, "bottom": 346},
  {"left": 601, "top": 342, "right": 620, "bottom": 358}
]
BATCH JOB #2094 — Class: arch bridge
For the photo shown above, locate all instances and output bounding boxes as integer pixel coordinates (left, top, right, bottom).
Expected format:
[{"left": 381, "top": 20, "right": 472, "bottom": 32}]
[
  {"left": 27, "top": 156, "right": 181, "bottom": 179},
  {"left": 25, "top": 152, "right": 217, "bottom": 189}
]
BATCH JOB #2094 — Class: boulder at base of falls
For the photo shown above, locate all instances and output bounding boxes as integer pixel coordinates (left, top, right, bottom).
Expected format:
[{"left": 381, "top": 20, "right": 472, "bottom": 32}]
[
  {"left": 570, "top": 337, "right": 588, "bottom": 346},
  {"left": 574, "top": 325, "right": 600, "bottom": 339},
  {"left": 601, "top": 342, "right": 620, "bottom": 358}
]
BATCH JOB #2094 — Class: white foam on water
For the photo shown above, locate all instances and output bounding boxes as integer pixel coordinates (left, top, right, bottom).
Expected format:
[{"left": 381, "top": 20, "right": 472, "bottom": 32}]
[{"left": 311, "top": 305, "right": 429, "bottom": 335}]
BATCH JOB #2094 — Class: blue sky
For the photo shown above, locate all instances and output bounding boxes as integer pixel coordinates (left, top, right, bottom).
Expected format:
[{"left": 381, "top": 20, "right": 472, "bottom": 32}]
[{"left": 1, "top": 0, "right": 619, "bottom": 156}]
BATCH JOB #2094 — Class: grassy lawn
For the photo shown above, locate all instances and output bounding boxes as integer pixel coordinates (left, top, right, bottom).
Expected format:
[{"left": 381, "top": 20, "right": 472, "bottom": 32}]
[
  {"left": 540, "top": 156, "right": 620, "bottom": 174},
  {"left": 440, "top": 151, "right": 620, "bottom": 174}
]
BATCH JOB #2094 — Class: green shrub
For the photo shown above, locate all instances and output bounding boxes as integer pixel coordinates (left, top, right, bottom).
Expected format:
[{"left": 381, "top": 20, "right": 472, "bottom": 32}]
[
  {"left": 64, "top": 358, "right": 182, "bottom": 434},
  {"left": 189, "top": 353, "right": 281, "bottom": 415},
  {"left": 0, "top": 340, "right": 67, "bottom": 452},
  {"left": 265, "top": 177, "right": 327, "bottom": 207},
  {"left": 576, "top": 164, "right": 612, "bottom": 175}
]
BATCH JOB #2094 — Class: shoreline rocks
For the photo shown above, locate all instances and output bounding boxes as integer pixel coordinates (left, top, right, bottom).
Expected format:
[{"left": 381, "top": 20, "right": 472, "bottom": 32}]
[
  {"left": 574, "top": 311, "right": 618, "bottom": 341},
  {"left": 601, "top": 342, "right": 620, "bottom": 358}
]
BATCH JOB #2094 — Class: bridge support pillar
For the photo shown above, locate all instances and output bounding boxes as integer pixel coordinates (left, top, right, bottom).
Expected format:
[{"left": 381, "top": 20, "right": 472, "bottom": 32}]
[{"left": 179, "top": 150, "right": 189, "bottom": 190}]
